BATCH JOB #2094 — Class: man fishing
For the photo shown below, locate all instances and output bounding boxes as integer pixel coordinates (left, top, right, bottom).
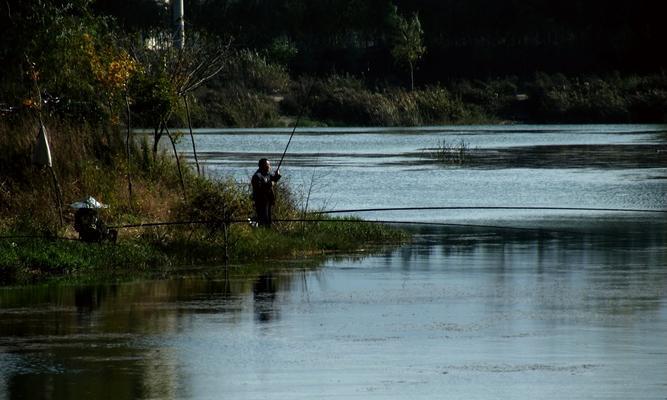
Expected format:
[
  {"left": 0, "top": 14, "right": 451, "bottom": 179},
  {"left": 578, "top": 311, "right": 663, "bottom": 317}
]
[{"left": 251, "top": 158, "right": 281, "bottom": 227}]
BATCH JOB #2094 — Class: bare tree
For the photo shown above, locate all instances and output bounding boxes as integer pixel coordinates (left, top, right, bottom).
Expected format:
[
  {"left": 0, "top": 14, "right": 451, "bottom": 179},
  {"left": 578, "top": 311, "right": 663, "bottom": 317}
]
[
  {"left": 172, "top": 35, "right": 231, "bottom": 176},
  {"left": 132, "top": 32, "right": 231, "bottom": 199}
]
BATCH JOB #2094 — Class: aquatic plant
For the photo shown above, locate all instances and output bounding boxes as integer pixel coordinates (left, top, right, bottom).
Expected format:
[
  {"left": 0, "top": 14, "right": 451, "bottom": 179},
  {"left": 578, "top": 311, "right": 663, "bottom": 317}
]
[{"left": 429, "top": 138, "right": 473, "bottom": 164}]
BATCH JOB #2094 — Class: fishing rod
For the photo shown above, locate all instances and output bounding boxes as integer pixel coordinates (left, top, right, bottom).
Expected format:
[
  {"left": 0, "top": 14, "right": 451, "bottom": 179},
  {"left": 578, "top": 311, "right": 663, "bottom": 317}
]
[
  {"left": 311, "top": 206, "right": 667, "bottom": 215},
  {"left": 276, "top": 83, "right": 315, "bottom": 172}
]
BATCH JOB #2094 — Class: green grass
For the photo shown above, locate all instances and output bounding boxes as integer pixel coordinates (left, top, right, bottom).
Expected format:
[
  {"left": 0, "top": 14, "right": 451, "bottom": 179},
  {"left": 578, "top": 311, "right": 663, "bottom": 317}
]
[
  {"left": 231, "top": 217, "right": 408, "bottom": 260},
  {"left": 0, "top": 216, "right": 407, "bottom": 285},
  {"left": 0, "top": 238, "right": 170, "bottom": 284}
]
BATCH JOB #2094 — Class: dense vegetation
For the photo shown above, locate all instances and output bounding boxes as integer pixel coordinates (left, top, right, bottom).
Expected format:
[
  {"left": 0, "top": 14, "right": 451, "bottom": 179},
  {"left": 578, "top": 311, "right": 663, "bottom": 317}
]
[
  {"left": 0, "top": 118, "right": 406, "bottom": 284},
  {"left": 0, "top": 1, "right": 408, "bottom": 284},
  {"left": 2, "top": 0, "right": 666, "bottom": 127}
]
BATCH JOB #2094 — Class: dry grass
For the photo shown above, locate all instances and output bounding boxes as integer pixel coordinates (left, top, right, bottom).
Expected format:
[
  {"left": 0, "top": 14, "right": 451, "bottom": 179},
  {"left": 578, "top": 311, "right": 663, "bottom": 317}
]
[{"left": 0, "top": 116, "right": 188, "bottom": 234}]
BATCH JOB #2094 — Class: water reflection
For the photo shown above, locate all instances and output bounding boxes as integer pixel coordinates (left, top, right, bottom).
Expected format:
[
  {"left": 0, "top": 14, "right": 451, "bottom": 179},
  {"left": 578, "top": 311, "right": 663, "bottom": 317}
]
[
  {"left": 253, "top": 273, "right": 279, "bottom": 323},
  {"left": 0, "top": 266, "right": 310, "bottom": 400},
  {"left": 2, "top": 217, "right": 665, "bottom": 399}
]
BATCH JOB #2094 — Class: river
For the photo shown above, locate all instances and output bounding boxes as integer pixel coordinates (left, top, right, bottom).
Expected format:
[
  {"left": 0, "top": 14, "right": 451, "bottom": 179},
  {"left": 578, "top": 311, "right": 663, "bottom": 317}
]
[{"left": 1, "top": 125, "right": 666, "bottom": 399}]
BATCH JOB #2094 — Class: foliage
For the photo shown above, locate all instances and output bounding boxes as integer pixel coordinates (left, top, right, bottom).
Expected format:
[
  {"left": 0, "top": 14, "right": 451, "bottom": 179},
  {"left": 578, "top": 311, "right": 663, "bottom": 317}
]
[
  {"left": 524, "top": 73, "right": 667, "bottom": 123},
  {"left": 175, "top": 177, "right": 252, "bottom": 237},
  {"left": 228, "top": 217, "right": 407, "bottom": 261},
  {"left": 266, "top": 35, "right": 299, "bottom": 66},
  {"left": 0, "top": 0, "right": 121, "bottom": 121},
  {"left": 4, "top": 0, "right": 667, "bottom": 102},
  {"left": 129, "top": 67, "right": 180, "bottom": 133},
  {"left": 197, "top": 85, "right": 281, "bottom": 127},
  {"left": 311, "top": 85, "right": 399, "bottom": 126},
  {"left": 222, "top": 50, "right": 291, "bottom": 95},
  {"left": 412, "top": 87, "right": 477, "bottom": 123},
  {"left": 0, "top": 238, "right": 169, "bottom": 284},
  {"left": 387, "top": 5, "right": 426, "bottom": 90},
  {"left": 283, "top": 76, "right": 485, "bottom": 126},
  {"left": 437, "top": 73, "right": 667, "bottom": 123},
  {"left": 82, "top": 32, "right": 139, "bottom": 124},
  {"left": 192, "top": 50, "right": 288, "bottom": 127},
  {"left": 0, "top": 117, "right": 183, "bottom": 234},
  {"left": 2, "top": 1, "right": 666, "bottom": 127}
]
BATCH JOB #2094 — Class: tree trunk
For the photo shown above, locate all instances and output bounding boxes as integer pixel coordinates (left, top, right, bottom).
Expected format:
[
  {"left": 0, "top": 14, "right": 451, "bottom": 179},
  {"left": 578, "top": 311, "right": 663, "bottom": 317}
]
[
  {"left": 409, "top": 61, "right": 414, "bottom": 91},
  {"left": 48, "top": 167, "right": 64, "bottom": 228},
  {"left": 152, "top": 124, "right": 162, "bottom": 160},
  {"left": 125, "top": 94, "right": 133, "bottom": 207},
  {"left": 184, "top": 95, "right": 201, "bottom": 176},
  {"left": 165, "top": 126, "right": 187, "bottom": 200}
]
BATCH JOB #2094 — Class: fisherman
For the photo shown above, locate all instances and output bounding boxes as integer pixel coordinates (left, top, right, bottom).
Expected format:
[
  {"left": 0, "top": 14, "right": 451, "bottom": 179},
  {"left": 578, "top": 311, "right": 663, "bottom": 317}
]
[
  {"left": 251, "top": 158, "right": 281, "bottom": 227},
  {"left": 71, "top": 196, "right": 117, "bottom": 243},
  {"left": 73, "top": 207, "right": 117, "bottom": 243}
]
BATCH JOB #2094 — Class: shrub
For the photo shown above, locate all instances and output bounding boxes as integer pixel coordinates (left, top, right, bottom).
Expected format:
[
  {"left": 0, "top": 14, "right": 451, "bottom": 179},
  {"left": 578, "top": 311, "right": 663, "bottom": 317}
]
[
  {"left": 281, "top": 76, "right": 496, "bottom": 126},
  {"left": 527, "top": 73, "right": 633, "bottom": 122},
  {"left": 222, "top": 50, "right": 290, "bottom": 94},
  {"left": 198, "top": 85, "right": 281, "bottom": 127},
  {"left": 175, "top": 177, "right": 252, "bottom": 238}
]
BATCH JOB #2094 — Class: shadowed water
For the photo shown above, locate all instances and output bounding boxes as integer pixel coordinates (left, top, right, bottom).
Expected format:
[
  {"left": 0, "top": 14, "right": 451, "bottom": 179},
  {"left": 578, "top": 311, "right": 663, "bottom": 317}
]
[{"left": 1, "top": 125, "right": 666, "bottom": 399}]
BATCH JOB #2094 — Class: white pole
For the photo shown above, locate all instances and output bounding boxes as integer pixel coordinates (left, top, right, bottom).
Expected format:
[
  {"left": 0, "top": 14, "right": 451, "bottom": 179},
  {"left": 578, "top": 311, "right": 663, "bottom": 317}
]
[{"left": 173, "top": 0, "right": 185, "bottom": 49}]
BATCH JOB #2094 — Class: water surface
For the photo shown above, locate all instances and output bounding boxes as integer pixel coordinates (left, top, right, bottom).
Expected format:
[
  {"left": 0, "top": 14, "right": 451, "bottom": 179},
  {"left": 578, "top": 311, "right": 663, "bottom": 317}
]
[
  {"left": 2, "top": 125, "right": 666, "bottom": 399},
  {"left": 179, "top": 124, "right": 666, "bottom": 222}
]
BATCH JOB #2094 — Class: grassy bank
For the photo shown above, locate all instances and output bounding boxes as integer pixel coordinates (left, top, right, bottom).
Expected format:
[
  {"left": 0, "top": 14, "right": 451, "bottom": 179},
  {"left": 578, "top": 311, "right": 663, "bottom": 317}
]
[
  {"left": 0, "top": 118, "right": 406, "bottom": 285},
  {"left": 0, "top": 218, "right": 404, "bottom": 285}
]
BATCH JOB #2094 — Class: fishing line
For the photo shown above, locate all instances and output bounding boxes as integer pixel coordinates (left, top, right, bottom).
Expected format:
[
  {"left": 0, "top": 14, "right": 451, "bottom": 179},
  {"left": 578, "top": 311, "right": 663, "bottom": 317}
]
[
  {"left": 0, "top": 235, "right": 80, "bottom": 241},
  {"left": 3, "top": 215, "right": 654, "bottom": 241},
  {"left": 272, "top": 218, "right": 582, "bottom": 235},
  {"left": 104, "top": 218, "right": 594, "bottom": 235},
  {"left": 109, "top": 220, "right": 209, "bottom": 229},
  {"left": 7, "top": 206, "right": 664, "bottom": 240},
  {"left": 311, "top": 206, "right": 667, "bottom": 215}
]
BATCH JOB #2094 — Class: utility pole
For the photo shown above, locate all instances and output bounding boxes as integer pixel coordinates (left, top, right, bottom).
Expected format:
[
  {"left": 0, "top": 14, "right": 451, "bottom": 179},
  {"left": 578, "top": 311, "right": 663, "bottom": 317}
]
[{"left": 172, "top": 0, "right": 185, "bottom": 49}]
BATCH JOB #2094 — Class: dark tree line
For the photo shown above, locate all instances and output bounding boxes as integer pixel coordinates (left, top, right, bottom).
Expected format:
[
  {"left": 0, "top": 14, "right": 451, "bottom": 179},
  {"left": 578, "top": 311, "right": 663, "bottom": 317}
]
[
  {"left": 91, "top": 0, "right": 667, "bottom": 83},
  {"left": 14, "top": 0, "right": 661, "bottom": 86},
  {"left": 2, "top": 0, "right": 665, "bottom": 101}
]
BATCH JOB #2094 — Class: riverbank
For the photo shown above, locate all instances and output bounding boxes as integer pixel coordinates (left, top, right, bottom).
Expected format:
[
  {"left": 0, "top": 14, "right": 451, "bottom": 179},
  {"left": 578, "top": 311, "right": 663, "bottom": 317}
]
[
  {"left": 0, "top": 119, "right": 407, "bottom": 285},
  {"left": 0, "top": 219, "right": 406, "bottom": 285},
  {"left": 192, "top": 72, "right": 667, "bottom": 128}
]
